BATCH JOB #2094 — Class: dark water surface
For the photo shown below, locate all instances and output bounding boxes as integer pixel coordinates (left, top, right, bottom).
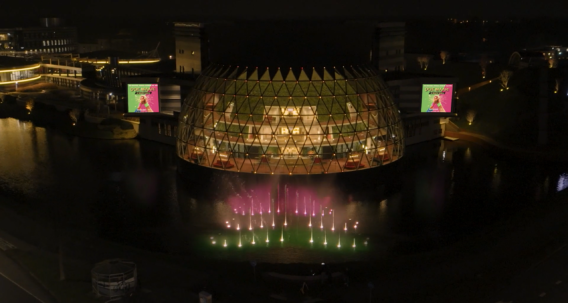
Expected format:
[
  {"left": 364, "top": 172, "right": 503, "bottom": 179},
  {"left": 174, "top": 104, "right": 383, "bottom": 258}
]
[{"left": 1, "top": 117, "right": 567, "bottom": 263}]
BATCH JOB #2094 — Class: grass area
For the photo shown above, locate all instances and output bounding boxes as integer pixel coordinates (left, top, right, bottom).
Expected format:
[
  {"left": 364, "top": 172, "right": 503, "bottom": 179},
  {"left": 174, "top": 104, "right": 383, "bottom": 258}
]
[
  {"left": 16, "top": 83, "right": 60, "bottom": 93},
  {"left": 407, "top": 60, "right": 505, "bottom": 87},
  {"left": 424, "top": 61, "right": 568, "bottom": 149},
  {"left": 455, "top": 83, "right": 538, "bottom": 147},
  {"left": 5, "top": 250, "right": 102, "bottom": 303},
  {"left": 450, "top": 66, "right": 543, "bottom": 147},
  {"left": 71, "top": 120, "right": 137, "bottom": 139}
]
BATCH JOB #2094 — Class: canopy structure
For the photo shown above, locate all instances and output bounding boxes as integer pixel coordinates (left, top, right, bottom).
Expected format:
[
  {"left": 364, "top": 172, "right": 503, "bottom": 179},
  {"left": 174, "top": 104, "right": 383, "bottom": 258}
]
[{"left": 177, "top": 64, "right": 404, "bottom": 175}]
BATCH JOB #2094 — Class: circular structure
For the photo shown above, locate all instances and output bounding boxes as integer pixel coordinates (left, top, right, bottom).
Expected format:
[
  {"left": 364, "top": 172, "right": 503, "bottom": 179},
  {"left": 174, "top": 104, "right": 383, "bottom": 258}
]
[
  {"left": 509, "top": 51, "right": 522, "bottom": 69},
  {"left": 0, "top": 57, "right": 41, "bottom": 91},
  {"left": 91, "top": 259, "right": 137, "bottom": 299},
  {"left": 177, "top": 64, "right": 404, "bottom": 175}
]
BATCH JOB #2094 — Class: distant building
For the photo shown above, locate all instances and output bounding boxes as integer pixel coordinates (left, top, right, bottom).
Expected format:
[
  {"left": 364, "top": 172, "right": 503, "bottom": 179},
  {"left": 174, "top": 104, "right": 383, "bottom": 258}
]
[
  {"left": 78, "top": 39, "right": 109, "bottom": 54},
  {"left": 372, "top": 22, "right": 405, "bottom": 72},
  {"left": 0, "top": 18, "right": 77, "bottom": 56},
  {"left": 0, "top": 56, "right": 41, "bottom": 91},
  {"left": 173, "top": 22, "right": 209, "bottom": 75},
  {"left": 384, "top": 72, "right": 458, "bottom": 145}
]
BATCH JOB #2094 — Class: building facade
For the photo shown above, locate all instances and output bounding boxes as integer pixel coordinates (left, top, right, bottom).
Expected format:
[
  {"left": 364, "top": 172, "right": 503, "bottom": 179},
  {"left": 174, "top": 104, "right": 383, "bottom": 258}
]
[
  {"left": 176, "top": 64, "right": 404, "bottom": 175},
  {"left": 0, "top": 18, "right": 77, "bottom": 56},
  {"left": 0, "top": 57, "right": 41, "bottom": 91},
  {"left": 386, "top": 74, "right": 458, "bottom": 145},
  {"left": 372, "top": 22, "right": 405, "bottom": 73},
  {"left": 173, "top": 22, "right": 208, "bottom": 75}
]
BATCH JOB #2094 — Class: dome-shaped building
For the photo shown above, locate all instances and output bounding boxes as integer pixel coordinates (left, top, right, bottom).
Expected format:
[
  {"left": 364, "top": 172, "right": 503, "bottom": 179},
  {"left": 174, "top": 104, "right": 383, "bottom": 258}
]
[{"left": 177, "top": 63, "right": 404, "bottom": 175}]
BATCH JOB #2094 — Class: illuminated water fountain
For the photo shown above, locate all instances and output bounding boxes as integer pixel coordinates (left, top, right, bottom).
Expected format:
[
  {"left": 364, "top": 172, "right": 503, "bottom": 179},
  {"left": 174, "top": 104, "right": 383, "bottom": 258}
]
[
  {"left": 204, "top": 184, "right": 370, "bottom": 261},
  {"left": 331, "top": 209, "right": 335, "bottom": 231},
  {"left": 272, "top": 202, "right": 275, "bottom": 227},
  {"left": 295, "top": 191, "right": 298, "bottom": 214}
]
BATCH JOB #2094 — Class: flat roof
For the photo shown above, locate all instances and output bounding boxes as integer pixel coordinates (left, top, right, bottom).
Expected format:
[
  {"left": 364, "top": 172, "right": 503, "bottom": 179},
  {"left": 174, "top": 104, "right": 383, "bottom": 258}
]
[
  {"left": 78, "top": 50, "right": 142, "bottom": 59},
  {"left": 0, "top": 56, "right": 40, "bottom": 70},
  {"left": 382, "top": 72, "right": 457, "bottom": 81}
]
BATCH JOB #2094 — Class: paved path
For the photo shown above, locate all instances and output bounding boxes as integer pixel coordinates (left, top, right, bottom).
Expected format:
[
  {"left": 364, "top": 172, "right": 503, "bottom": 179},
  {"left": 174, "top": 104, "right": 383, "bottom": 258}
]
[
  {"left": 488, "top": 244, "right": 568, "bottom": 303},
  {"left": 457, "top": 77, "right": 499, "bottom": 96},
  {"left": 0, "top": 274, "right": 43, "bottom": 303},
  {"left": 444, "top": 130, "right": 568, "bottom": 163},
  {"left": 0, "top": 232, "right": 58, "bottom": 303}
]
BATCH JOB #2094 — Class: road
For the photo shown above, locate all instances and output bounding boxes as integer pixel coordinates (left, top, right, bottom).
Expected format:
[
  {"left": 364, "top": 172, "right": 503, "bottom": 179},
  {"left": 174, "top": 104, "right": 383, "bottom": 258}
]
[
  {"left": 0, "top": 233, "right": 57, "bottom": 303},
  {"left": 0, "top": 273, "right": 44, "bottom": 303},
  {"left": 457, "top": 77, "right": 499, "bottom": 96},
  {"left": 489, "top": 244, "right": 568, "bottom": 303}
]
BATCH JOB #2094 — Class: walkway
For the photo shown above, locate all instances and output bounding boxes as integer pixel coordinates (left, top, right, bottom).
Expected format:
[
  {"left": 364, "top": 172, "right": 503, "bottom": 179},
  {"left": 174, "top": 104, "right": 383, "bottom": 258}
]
[
  {"left": 0, "top": 231, "right": 58, "bottom": 303},
  {"left": 445, "top": 130, "right": 568, "bottom": 163},
  {"left": 456, "top": 77, "right": 499, "bottom": 96},
  {"left": 488, "top": 243, "right": 568, "bottom": 303}
]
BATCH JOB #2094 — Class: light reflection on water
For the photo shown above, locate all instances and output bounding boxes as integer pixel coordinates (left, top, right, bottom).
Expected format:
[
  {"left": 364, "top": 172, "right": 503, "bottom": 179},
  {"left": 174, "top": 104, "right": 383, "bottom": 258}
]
[
  {"left": 557, "top": 173, "right": 568, "bottom": 192},
  {"left": 194, "top": 184, "right": 377, "bottom": 262},
  {"left": 2, "top": 117, "right": 568, "bottom": 263}
]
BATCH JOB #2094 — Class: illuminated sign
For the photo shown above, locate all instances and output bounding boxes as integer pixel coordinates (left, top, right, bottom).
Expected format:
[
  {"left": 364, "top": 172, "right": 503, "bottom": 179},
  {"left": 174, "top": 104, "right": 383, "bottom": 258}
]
[
  {"left": 127, "top": 84, "right": 160, "bottom": 113},
  {"left": 420, "top": 84, "right": 453, "bottom": 113}
]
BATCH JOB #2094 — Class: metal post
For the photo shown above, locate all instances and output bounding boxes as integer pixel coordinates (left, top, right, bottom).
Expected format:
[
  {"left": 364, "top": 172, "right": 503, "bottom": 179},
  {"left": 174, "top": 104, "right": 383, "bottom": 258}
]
[{"left": 250, "top": 260, "right": 257, "bottom": 282}]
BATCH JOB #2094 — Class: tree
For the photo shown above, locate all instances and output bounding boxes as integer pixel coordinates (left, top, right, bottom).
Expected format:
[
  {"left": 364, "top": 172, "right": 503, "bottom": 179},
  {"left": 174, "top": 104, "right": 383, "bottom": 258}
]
[
  {"left": 548, "top": 57, "right": 558, "bottom": 68},
  {"left": 417, "top": 56, "right": 425, "bottom": 69},
  {"left": 440, "top": 51, "right": 450, "bottom": 64},
  {"left": 417, "top": 56, "right": 432, "bottom": 70},
  {"left": 69, "top": 108, "right": 81, "bottom": 123},
  {"left": 499, "top": 70, "right": 513, "bottom": 89},
  {"left": 423, "top": 56, "right": 432, "bottom": 70},
  {"left": 480, "top": 55, "right": 489, "bottom": 79},
  {"left": 25, "top": 99, "right": 34, "bottom": 111},
  {"left": 466, "top": 110, "right": 476, "bottom": 125}
]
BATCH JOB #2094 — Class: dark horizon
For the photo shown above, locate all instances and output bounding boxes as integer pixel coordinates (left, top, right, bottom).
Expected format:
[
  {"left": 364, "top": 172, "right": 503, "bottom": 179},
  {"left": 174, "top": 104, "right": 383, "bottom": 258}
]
[{"left": 2, "top": 0, "right": 568, "bottom": 28}]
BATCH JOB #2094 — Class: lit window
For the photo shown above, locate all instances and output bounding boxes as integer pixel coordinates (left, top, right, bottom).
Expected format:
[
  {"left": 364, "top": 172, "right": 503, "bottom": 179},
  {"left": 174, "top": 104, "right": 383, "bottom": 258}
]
[
  {"left": 281, "top": 128, "right": 289, "bottom": 134},
  {"left": 282, "top": 107, "right": 298, "bottom": 115}
]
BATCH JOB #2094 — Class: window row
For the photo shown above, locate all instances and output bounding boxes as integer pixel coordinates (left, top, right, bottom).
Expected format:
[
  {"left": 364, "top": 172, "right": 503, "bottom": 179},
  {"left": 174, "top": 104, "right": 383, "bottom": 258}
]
[
  {"left": 24, "top": 47, "right": 75, "bottom": 53},
  {"left": 42, "top": 39, "right": 71, "bottom": 46}
]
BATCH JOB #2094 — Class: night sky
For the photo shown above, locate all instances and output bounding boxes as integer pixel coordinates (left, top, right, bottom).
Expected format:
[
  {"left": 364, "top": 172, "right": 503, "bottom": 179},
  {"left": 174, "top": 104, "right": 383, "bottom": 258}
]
[{"left": 3, "top": 0, "right": 568, "bottom": 23}]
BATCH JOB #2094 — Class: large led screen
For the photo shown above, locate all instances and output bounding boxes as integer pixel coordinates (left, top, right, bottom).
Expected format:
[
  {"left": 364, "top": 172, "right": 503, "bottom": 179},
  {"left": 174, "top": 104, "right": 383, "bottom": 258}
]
[
  {"left": 421, "top": 84, "right": 453, "bottom": 113},
  {"left": 127, "top": 84, "right": 160, "bottom": 113}
]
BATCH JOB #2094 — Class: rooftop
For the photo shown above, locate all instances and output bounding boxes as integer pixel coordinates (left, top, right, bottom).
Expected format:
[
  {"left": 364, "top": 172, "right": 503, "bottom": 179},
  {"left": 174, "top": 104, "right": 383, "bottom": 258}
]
[{"left": 0, "top": 56, "right": 39, "bottom": 70}]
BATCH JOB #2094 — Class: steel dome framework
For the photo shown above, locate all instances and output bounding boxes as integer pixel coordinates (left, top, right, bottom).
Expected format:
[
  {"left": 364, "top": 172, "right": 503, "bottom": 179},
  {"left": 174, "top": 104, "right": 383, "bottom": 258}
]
[{"left": 177, "top": 64, "right": 404, "bottom": 175}]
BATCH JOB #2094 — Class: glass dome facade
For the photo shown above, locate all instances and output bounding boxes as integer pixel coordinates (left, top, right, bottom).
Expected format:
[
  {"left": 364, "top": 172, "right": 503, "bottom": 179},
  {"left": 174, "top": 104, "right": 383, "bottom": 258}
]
[{"left": 177, "top": 64, "right": 404, "bottom": 175}]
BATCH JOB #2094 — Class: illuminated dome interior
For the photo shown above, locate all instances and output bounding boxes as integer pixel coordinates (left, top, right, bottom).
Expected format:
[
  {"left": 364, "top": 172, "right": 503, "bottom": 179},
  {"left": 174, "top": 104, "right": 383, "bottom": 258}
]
[{"left": 177, "top": 64, "right": 404, "bottom": 175}]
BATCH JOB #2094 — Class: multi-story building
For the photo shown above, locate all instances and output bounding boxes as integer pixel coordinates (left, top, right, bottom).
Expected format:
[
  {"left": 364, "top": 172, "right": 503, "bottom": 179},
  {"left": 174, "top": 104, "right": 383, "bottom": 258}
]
[
  {"left": 0, "top": 18, "right": 77, "bottom": 56},
  {"left": 372, "top": 22, "right": 405, "bottom": 72},
  {"left": 173, "top": 22, "right": 208, "bottom": 75}
]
